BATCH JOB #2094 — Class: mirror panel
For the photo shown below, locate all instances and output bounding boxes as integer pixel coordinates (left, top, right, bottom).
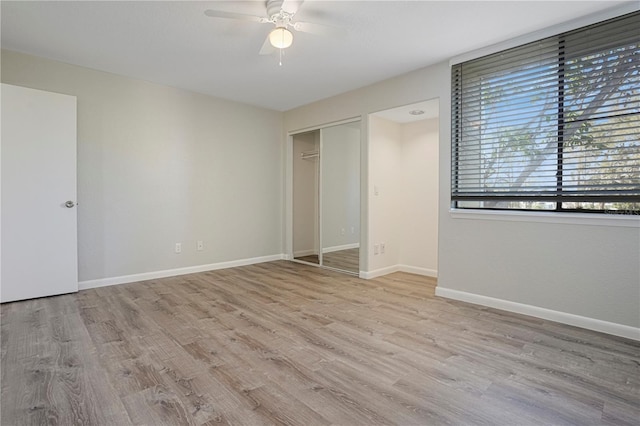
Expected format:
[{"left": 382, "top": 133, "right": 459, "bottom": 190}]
[{"left": 321, "top": 122, "right": 360, "bottom": 274}]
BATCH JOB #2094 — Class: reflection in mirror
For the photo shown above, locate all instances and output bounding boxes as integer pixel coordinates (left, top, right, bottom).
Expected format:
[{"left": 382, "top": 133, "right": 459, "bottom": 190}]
[
  {"left": 292, "top": 130, "right": 320, "bottom": 264},
  {"left": 321, "top": 122, "right": 360, "bottom": 274}
]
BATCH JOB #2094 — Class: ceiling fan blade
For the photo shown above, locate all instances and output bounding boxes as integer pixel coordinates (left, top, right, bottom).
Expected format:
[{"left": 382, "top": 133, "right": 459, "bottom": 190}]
[
  {"left": 259, "top": 34, "right": 276, "bottom": 55},
  {"left": 204, "top": 9, "right": 267, "bottom": 23},
  {"left": 293, "top": 21, "right": 347, "bottom": 38},
  {"left": 282, "top": 0, "right": 304, "bottom": 15}
]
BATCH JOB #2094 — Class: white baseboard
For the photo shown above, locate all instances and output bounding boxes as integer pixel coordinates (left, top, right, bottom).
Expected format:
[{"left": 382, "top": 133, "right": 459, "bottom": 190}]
[
  {"left": 79, "top": 254, "right": 285, "bottom": 291},
  {"left": 360, "top": 265, "right": 400, "bottom": 279},
  {"left": 435, "top": 287, "right": 640, "bottom": 341},
  {"left": 398, "top": 265, "right": 438, "bottom": 278},
  {"left": 322, "top": 243, "right": 360, "bottom": 254},
  {"left": 361, "top": 264, "right": 438, "bottom": 280}
]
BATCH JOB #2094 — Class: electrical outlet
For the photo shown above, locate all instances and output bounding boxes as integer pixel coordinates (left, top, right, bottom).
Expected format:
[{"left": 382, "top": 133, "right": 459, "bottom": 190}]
[
  {"left": 175, "top": 243, "right": 182, "bottom": 254},
  {"left": 380, "top": 242, "right": 386, "bottom": 254},
  {"left": 374, "top": 244, "right": 379, "bottom": 255},
  {"left": 341, "top": 228, "right": 345, "bottom": 236},
  {"left": 351, "top": 227, "right": 355, "bottom": 234},
  {"left": 197, "top": 240, "right": 204, "bottom": 251}
]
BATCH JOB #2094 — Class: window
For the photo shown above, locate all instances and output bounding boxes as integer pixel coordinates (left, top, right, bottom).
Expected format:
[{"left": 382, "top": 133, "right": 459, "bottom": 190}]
[{"left": 451, "top": 12, "right": 640, "bottom": 214}]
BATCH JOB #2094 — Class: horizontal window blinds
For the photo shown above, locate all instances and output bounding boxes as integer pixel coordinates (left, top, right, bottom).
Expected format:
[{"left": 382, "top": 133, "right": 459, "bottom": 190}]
[{"left": 451, "top": 11, "right": 640, "bottom": 206}]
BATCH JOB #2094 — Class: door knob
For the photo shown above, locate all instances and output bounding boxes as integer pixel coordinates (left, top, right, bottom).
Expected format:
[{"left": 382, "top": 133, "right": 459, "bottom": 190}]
[{"left": 65, "top": 201, "right": 75, "bottom": 208}]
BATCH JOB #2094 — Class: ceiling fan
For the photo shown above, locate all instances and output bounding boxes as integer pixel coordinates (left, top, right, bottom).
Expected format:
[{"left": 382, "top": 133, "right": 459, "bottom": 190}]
[{"left": 204, "top": 0, "right": 345, "bottom": 57}]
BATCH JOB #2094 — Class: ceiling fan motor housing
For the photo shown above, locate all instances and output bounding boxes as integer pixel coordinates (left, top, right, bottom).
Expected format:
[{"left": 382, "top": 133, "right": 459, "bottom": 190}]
[{"left": 266, "top": 0, "right": 287, "bottom": 20}]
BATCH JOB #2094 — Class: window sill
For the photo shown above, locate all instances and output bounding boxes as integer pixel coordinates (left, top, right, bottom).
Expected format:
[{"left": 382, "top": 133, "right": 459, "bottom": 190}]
[{"left": 449, "top": 209, "right": 640, "bottom": 228}]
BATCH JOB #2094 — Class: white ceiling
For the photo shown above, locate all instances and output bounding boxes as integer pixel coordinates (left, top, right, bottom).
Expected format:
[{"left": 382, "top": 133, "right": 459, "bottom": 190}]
[
  {"left": 1, "top": 1, "right": 634, "bottom": 111},
  {"left": 373, "top": 99, "right": 439, "bottom": 123}
]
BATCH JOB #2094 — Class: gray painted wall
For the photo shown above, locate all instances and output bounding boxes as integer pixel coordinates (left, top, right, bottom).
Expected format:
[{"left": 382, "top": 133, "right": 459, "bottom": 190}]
[{"left": 1, "top": 49, "right": 284, "bottom": 282}]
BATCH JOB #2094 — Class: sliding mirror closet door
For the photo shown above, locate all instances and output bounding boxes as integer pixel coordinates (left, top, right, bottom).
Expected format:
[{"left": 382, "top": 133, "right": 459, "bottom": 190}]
[
  {"left": 291, "top": 121, "right": 360, "bottom": 274},
  {"left": 321, "top": 122, "right": 360, "bottom": 274},
  {"left": 292, "top": 130, "right": 320, "bottom": 264}
]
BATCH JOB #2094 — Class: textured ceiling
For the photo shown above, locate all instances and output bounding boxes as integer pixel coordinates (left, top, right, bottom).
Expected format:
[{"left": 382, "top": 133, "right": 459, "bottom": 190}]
[{"left": 1, "top": 1, "right": 634, "bottom": 111}]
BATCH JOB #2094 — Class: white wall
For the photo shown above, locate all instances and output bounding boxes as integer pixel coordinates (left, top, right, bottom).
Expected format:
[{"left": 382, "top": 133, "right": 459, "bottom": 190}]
[
  {"left": 283, "top": 34, "right": 639, "bottom": 334},
  {"left": 368, "top": 116, "right": 402, "bottom": 272},
  {"left": 368, "top": 116, "right": 439, "bottom": 276},
  {"left": 1, "top": 49, "right": 284, "bottom": 283},
  {"left": 399, "top": 118, "right": 439, "bottom": 274}
]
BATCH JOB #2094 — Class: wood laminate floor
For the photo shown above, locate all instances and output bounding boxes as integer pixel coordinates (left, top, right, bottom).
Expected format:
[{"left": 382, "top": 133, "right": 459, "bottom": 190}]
[{"left": 1, "top": 261, "right": 639, "bottom": 425}]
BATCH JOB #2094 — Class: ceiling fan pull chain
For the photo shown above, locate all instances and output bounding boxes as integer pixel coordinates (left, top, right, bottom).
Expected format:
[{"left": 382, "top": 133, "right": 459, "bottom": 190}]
[{"left": 279, "top": 48, "right": 283, "bottom": 66}]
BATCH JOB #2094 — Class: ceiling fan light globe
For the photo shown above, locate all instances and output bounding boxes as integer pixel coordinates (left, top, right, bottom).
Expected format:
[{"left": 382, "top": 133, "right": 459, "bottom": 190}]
[{"left": 269, "top": 27, "right": 293, "bottom": 49}]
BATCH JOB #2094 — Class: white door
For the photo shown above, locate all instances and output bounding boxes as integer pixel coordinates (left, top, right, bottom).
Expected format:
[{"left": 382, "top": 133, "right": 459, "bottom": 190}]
[{"left": 1, "top": 84, "right": 78, "bottom": 303}]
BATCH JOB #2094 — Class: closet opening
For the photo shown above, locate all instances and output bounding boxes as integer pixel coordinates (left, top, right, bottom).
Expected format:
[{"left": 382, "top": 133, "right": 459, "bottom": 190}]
[{"left": 367, "top": 99, "right": 439, "bottom": 279}]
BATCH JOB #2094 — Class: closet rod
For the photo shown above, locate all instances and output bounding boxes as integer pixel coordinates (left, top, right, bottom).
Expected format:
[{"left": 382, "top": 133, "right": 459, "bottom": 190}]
[{"left": 301, "top": 151, "right": 319, "bottom": 159}]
